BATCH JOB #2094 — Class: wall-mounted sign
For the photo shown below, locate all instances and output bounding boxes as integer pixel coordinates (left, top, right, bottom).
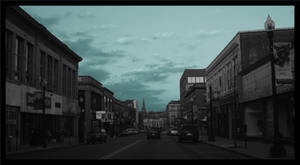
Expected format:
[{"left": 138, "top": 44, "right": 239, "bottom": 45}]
[
  {"left": 27, "top": 92, "right": 51, "bottom": 110},
  {"left": 96, "top": 111, "right": 106, "bottom": 120}
]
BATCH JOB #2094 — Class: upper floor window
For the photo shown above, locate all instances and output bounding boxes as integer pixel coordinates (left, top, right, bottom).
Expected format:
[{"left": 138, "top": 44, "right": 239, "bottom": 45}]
[
  {"left": 25, "top": 43, "right": 33, "bottom": 84},
  {"left": 14, "top": 36, "right": 23, "bottom": 81}
]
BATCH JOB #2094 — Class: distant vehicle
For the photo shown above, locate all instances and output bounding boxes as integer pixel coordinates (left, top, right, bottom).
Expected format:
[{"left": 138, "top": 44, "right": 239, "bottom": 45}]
[
  {"left": 168, "top": 128, "right": 179, "bottom": 136},
  {"left": 120, "top": 128, "right": 139, "bottom": 136},
  {"left": 87, "top": 129, "right": 107, "bottom": 144},
  {"left": 147, "top": 128, "right": 160, "bottom": 139},
  {"left": 178, "top": 124, "right": 199, "bottom": 143}
]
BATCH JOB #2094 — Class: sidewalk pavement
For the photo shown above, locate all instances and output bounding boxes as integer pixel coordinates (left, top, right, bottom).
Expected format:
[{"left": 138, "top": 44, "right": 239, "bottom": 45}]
[
  {"left": 5, "top": 137, "right": 81, "bottom": 156},
  {"left": 199, "top": 135, "right": 295, "bottom": 159}
]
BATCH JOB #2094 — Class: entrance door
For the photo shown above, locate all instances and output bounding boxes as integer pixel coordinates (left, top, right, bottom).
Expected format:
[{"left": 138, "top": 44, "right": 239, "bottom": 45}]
[{"left": 6, "top": 106, "right": 19, "bottom": 153}]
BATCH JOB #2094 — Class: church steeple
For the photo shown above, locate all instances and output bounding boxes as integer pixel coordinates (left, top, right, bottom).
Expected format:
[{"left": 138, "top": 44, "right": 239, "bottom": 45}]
[{"left": 142, "top": 97, "right": 146, "bottom": 112}]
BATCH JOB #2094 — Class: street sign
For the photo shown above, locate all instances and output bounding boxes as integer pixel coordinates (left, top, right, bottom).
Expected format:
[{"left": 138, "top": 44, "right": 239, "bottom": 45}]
[{"left": 96, "top": 111, "right": 106, "bottom": 120}]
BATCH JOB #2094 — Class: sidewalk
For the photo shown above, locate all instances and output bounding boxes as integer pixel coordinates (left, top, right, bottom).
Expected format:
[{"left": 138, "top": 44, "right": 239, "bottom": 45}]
[
  {"left": 199, "top": 135, "right": 295, "bottom": 159},
  {"left": 5, "top": 137, "right": 81, "bottom": 156}
]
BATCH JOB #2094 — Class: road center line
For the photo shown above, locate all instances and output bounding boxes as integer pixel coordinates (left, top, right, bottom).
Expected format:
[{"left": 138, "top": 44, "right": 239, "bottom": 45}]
[{"left": 98, "top": 140, "right": 142, "bottom": 159}]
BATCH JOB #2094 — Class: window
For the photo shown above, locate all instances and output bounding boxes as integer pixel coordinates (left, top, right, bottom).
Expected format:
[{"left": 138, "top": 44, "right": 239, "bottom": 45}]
[
  {"left": 72, "top": 70, "right": 76, "bottom": 99},
  {"left": 40, "top": 51, "right": 46, "bottom": 81},
  {"left": 14, "top": 37, "right": 23, "bottom": 80},
  {"left": 104, "top": 96, "right": 107, "bottom": 108},
  {"left": 47, "top": 55, "right": 52, "bottom": 91},
  {"left": 195, "top": 77, "right": 200, "bottom": 83},
  {"left": 62, "top": 65, "right": 66, "bottom": 95},
  {"left": 25, "top": 43, "right": 33, "bottom": 85},
  {"left": 68, "top": 67, "right": 71, "bottom": 97},
  {"left": 53, "top": 59, "right": 58, "bottom": 92},
  {"left": 199, "top": 76, "right": 204, "bottom": 83},
  {"left": 5, "top": 30, "right": 13, "bottom": 77}
]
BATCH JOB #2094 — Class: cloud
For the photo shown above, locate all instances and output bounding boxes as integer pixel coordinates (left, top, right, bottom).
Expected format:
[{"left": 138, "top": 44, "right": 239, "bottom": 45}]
[
  {"left": 62, "top": 37, "right": 127, "bottom": 82},
  {"left": 78, "top": 11, "right": 96, "bottom": 18},
  {"left": 123, "top": 60, "right": 197, "bottom": 83},
  {"left": 31, "top": 14, "right": 61, "bottom": 28},
  {"left": 152, "top": 32, "right": 174, "bottom": 40},
  {"left": 64, "top": 11, "right": 72, "bottom": 17},
  {"left": 195, "top": 29, "right": 225, "bottom": 39},
  {"left": 78, "top": 64, "right": 111, "bottom": 83},
  {"left": 116, "top": 36, "right": 135, "bottom": 45},
  {"left": 106, "top": 80, "right": 166, "bottom": 111}
]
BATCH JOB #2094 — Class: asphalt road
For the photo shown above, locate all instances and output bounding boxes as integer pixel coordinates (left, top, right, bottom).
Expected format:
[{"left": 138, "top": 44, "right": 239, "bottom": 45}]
[{"left": 6, "top": 133, "right": 252, "bottom": 159}]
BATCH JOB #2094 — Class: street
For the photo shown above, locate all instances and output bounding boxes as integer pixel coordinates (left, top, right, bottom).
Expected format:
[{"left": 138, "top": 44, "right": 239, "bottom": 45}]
[{"left": 6, "top": 133, "right": 251, "bottom": 159}]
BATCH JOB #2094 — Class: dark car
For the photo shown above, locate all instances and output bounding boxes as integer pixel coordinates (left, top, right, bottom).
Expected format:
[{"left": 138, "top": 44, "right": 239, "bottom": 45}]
[
  {"left": 147, "top": 128, "right": 160, "bottom": 139},
  {"left": 178, "top": 124, "right": 199, "bottom": 143},
  {"left": 86, "top": 131, "right": 97, "bottom": 144},
  {"left": 97, "top": 129, "right": 107, "bottom": 143}
]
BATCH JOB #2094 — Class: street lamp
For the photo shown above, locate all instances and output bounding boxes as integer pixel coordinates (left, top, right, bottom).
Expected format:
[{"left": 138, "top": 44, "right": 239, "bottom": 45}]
[
  {"left": 265, "top": 15, "right": 287, "bottom": 157},
  {"left": 208, "top": 85, "right": 215, "bottom": 141},
  {"left": 40, "top": 78, "right": 47, "bottom": 148}
]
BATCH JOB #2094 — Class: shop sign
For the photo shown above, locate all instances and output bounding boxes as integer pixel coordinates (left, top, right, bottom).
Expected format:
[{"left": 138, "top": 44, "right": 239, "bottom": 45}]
[
  {"left": 96, "top": 111, "right": 106, "bottom": 120},
  {"left": 27, "top": 92, "right": 51, "bottom": 110}
]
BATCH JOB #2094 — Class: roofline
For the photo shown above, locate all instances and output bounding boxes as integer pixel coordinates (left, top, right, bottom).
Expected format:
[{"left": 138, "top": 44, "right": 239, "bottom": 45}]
[
  {"left": 11, "top": 6, "right": 82, "bottom": 62},
  {"left": 78, "top": 75, "right": 103, "bottom": 86},
  {"left": 103, "top": 87, "right": 114, "bottom": 95},
  {"left": 206, "top": 27, "right": 294, "bottom": 75}
]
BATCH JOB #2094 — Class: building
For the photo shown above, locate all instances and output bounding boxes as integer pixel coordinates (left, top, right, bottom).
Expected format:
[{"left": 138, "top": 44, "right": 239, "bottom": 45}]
[
  {"left": 179, "top": 69, "right": 206, "bottom": 124},
  {"left": 206, "top": 17, "right": 294, "bottom": 142},
  {"left": 5, "top": 6, "right": 82, "bottom": 152},
  {"left": 112, "top": 98, "right": 128, "bottom": 136},
  {"left": 166, "top": 100, "right": 181, "bottom": 128},
  {"left": 77, "top": 76, "right": 104, "bottom": 143},
  {"left": 124, "top": 100, "right": 138, "bottom": 128},
  {"left": 125, "top": 100, "right": 139, "bottom": 128}
]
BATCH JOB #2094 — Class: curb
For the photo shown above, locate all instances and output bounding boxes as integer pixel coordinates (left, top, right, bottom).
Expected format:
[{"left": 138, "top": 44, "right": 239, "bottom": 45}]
[
  {"left": 5, "top": 143, "right": 83, "bottom": 157},
  {"left": 201, "top": 141, "right": 262, "bottom": 159}
]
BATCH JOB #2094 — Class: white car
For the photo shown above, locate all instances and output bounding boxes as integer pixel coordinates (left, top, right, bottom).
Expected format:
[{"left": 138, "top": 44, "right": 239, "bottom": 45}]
[{"left": 168, "top": 129, "right": 179, "bottom": 136}]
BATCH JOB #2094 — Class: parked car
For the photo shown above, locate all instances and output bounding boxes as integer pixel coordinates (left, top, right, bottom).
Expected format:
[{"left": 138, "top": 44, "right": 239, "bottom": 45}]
[
  {"left": 120, "top": 128, "right": 139, "bottom": 136},
  {"left": 147, "top": 128, "right": 160, "bottom": 139},
  {"left": 168, "top": 128, "right": 179, "bottom": 136},
  {"left": 86, "top": 131, "right": 97, "bottom": 144},
  {"left": 97, "top": 129, "right": 107, "bottom": 143},
  {"left": 178, "top": 124, "right": 199, "bottom": 143}
]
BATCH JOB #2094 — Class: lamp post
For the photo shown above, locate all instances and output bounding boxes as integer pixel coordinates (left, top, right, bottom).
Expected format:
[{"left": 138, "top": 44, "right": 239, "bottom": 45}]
[
  {"left": 40, "top": 78, "right": 47, "bottom": 148},
  {"left": 208, "top": 85, "right": 215, "bottom": 141},
  {"left": 265, "top": 15, "right": 286, "bottom": 157}
]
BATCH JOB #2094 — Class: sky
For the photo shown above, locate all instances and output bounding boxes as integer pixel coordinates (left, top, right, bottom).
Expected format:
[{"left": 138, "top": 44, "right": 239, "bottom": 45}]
[{"left": 20, "top": 6, "right": 294, "bottom": 112}]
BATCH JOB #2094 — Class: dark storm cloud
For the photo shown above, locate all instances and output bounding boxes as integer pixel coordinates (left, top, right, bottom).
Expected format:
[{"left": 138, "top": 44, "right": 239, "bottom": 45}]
[
  {"left": 79, "top": 64, "right": 111, "bottom": 83},
  {"left": 64, "top": 38, "right": 126, "bottom": 66},
  {"left": 106, "top": 80, "right": 166, "bottom": 111},
  {"left": 62, "top": 37, "right": 127, "bottom": 82},
  {"left": 125, "top": 61, "right": 198, "bottom": 83}
]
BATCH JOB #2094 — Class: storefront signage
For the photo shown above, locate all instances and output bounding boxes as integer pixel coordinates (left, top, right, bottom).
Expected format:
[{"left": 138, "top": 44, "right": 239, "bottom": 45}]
[
  {"left": 27, "top": 92, "right": 51, "bottom": 110},
  {"left": 96, "top": 111, "right": 106, "bottom": 120}
]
